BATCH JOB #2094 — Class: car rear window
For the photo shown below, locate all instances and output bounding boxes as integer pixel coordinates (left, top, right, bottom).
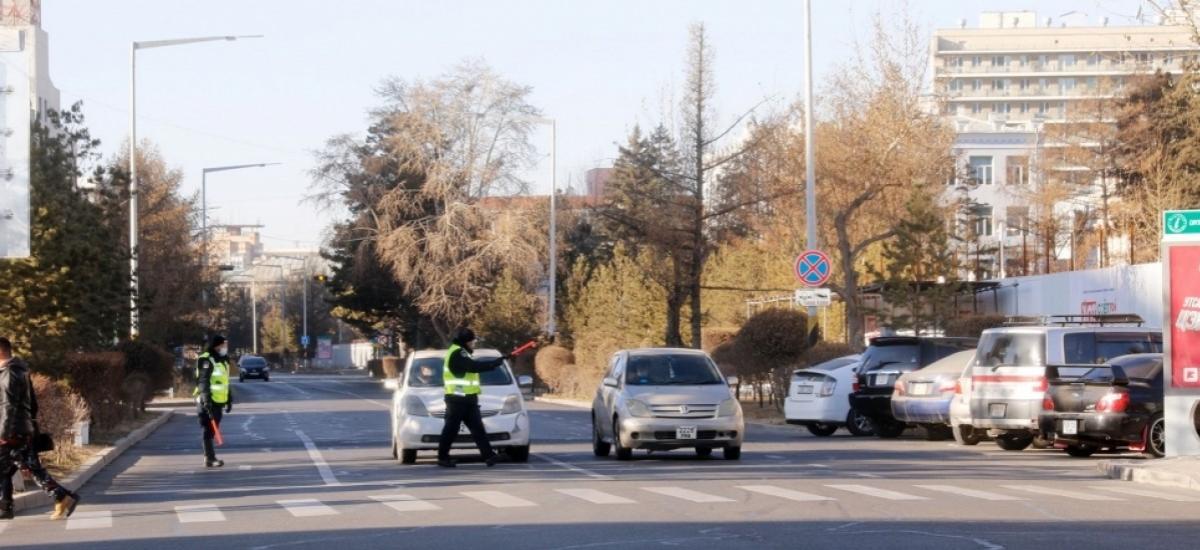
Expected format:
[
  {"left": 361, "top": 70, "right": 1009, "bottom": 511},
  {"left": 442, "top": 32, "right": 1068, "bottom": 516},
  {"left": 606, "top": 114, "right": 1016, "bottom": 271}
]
[
  {"left": 406, "top": 356, "right": 513, "bottom": 387},
  {"left": 1064, "top": 333, "right": 1164, "bottom": 364},
  {"left": 625, "top": 354, "right": 724, "bottom": 386},
  {"left": 861, "top": 344, "right": 919, "bottom": 370},
  {"left": 977, "top": 332, "right": 1045, "bottom": 367}
]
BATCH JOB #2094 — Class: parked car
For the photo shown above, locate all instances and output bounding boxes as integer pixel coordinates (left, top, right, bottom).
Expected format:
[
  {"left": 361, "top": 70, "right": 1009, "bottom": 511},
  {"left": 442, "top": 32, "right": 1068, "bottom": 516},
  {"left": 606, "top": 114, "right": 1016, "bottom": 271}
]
[
  {"left": 785, "top": 355, "right": 875, "bottom": 437},
  {"left": 1039, "top": 353, "right": 1165, "bottom": 458},
  {"left": 386, "top": 349, "right": 533, "bottom": 464},
  {"left": 238, "top": 355, "right": 270, "bottom": 382},
  {"left": 592, "top": 348, "right": 744, "bottom": 460},
  {"left": 890, "top": 349, "right": 976, "bottom": 441},
  {"left": 849, "top": 336, "right": 977, "bottom": 438},
  {"left": 970, "top": 315, "right": 1162, "bottom": 451},
  {"left": 949, "top": 358, "right": 986, "bottom": 446}
]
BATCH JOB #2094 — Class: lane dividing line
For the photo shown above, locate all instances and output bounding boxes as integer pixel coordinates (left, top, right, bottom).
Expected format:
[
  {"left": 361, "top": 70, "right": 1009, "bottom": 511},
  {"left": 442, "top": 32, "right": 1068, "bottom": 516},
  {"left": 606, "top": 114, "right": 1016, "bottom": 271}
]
[
  {"left": 643, "top": 487, "right": 735, "bottom": 503},
  {"left": 556, "top": 488, "right": 637, "bottom": 504},
  {"left": 175, "top": 504, "right": 226, "bottom": 523},
  {"left": 66, "top": 510, "right": 113, "bottom": 530},
  {"left": 372, "top": 494, "right": 442, "bottom": 512},
  {"left": 825, "top": 484, "right": 929, "bottom": 501},
  {"left": 278, "top": 499, "right": 339, "bottom": 517},
  {"left": 1002, "top": 485, "right": 1123, "bottom": 501},
  {"left": 462, "top": 491, "right": 537, "bottom": 508},
  {"left": 533, "top": 453, "right": 613, "bottom": 481},
  {"left": 914, "top": 485, "right": 1025, "bottom": 501},
  {"left": 738, "top": 485, "right": 835, "bottom": 502},
  {"left": 294, "top": 429, "right": 341, "bottom": 486}
]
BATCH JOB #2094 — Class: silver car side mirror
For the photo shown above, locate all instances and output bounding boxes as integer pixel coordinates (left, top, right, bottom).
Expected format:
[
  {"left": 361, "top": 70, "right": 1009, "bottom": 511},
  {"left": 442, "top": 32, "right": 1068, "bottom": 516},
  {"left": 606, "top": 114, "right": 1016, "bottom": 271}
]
[
  {"left": 518, "top": 375, "right": 533, "bottom": 387},
  {"left": 603, "top": 377, "right": 619, "bottom": 388},
  {"left": 726, "top": 375, "right": 739, "bottom": 386}
]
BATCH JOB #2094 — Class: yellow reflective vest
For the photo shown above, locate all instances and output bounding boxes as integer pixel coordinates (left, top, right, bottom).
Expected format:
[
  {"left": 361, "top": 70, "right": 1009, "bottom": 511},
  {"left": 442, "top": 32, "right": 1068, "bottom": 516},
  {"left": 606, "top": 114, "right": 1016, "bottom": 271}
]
[
  {"left": 193, "top": 353, "right": 230, "bottom": 404},
  {"left": 443, "top": 344, "right": 481, "bottom": 396}
]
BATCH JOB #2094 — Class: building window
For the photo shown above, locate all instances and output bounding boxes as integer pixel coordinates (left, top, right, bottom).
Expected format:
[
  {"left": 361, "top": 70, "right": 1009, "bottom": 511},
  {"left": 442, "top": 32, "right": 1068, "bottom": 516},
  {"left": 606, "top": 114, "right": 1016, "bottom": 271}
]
[
  {"left": 1006, "top": 206, "right": 1030, "bottom": 236},
  {"left": 1040, "top": 78, "right": 1051, "bottom": 91},
  {"left": 992, "top": 79, "right": 1006, "bottom": 90},
  {"left": 1061, "top": 78, "right": 1076, "bottom": 93},
  {"left": 1165, "top": 52, "right": 1175, "bottom": 65},
  {"left": 1038, "top": 54, "right": 1049, "bottom": 67},
  {"left": 1086, "top": 76, "right": 1098, "bottom": 90},
  {"left": 948, "top": 79, "right": 962, "bottom": 91},
  {"left": 946, "top": 56, "right": 963, "bottom": 68},
  {"left": 1136, "top": 52, "right": 1151, "bottom": 63},
  {"left": 972, "top": 103, "right": 982, "bottom": 114},
  {"left": 971, "top": 205, "right": 994, "bottom": 237},
  {"left": 972, "top": 55, "right": 982, "bottom": 67},
  {"left": 1018, "top": 55, "right": 1028, "bottom": 66},
  {"left": 970, "top": 156, "right": 994, "bottom": 185},
  {"left": 1019, "top": 78, "right": 1030, "bottom": 90},
  {"left": 1019, "top": 102, "right": 1029, "bottom": 113},
  {"left": 1006, "top": 156, "right": 1029, "bottom": 185},
  {"left": 992, "top": 55, "right": 1007, "bottom": 67},
  {"left": 972, "top": 79, "right": 982, "bottom": 91},
  {"left": 1061, "top": 54, "right": 1076, "bottom": 67},
  {"left": 1087, "top": 53, "right": 1100, "bottom": 66}
]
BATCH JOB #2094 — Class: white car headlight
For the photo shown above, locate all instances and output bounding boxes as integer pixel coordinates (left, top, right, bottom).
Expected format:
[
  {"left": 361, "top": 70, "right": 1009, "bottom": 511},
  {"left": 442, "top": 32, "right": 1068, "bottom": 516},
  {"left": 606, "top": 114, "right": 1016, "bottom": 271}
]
[
  {"left": 718, "top": 398, "right": 741, "bottom": 417},
  {"left": 501, "top": 394, "right": 523, "bottom": 415},
  {"left": 626, "top": 399, "right": 652, "bottom": 418},
  {"left": 402, "top": 394, "right": 430, "bottom": 417}
]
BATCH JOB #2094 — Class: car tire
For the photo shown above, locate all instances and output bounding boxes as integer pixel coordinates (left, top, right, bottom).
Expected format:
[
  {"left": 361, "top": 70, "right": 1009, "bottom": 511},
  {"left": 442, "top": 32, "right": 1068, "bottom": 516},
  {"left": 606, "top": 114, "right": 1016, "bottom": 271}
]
[
  {"left": 995, "top": 432, "right": 1034, "bottom": 451},
  {"left": 1065, "top": 444, "right": 1097, "bottom": 458},
  {"left": 264, "top": 375, "right": 270, "bottom": 382},
  {"left": 400, "top": 448, "right": 418, "bottom": 465},
  {"left": 391, "top": 437, "right": 398, "bottom": 460},
  {"left": 845, "top": 409, "right": 876, "bottom": 437},
  {"left": 923, "top": 424, "right": 953, "bottom": 441},
  {"left": 874, "top": 419, "right": 906, "bottom": 439},
  {"left": 507, "top": 445, "right": 531, "bottom": 463},
  {"left": 695, "top": 447, "right": 713, "bottom": 458},
  {"left": 806, "top": 423, "right": 839, "bottom": 437},
  {"left": 592, "top": 415, "right": 611, "bottom": 457},
  {"left": 613, "top": 418, "right": 633, "bottom": 461},
  {"left": 953, "top": 424, "right": 982, "bottom": 446},
  {"left": 1146, "top": 414, "right": 1166, "bottom": 458},
  {"left": 723, "top": 446, "right": 742, "bottom": 460}
]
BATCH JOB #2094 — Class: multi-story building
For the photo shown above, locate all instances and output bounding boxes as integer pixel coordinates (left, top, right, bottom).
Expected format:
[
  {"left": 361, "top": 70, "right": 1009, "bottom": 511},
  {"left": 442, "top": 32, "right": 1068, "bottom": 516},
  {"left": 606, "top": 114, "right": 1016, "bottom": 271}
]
[
  {"left": 932, "top": 11, "right": 1198, "bottom": 278},
  {"left": 209, "top": 224, "right": 265, "bottom": 271}
]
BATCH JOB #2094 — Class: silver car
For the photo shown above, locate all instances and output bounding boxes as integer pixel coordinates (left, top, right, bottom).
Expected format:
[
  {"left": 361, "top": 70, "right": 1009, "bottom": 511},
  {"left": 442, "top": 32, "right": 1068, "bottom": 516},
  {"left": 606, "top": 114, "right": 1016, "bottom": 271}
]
[{"left": 591, "top": 348, "right": 744, "bottom": 461}]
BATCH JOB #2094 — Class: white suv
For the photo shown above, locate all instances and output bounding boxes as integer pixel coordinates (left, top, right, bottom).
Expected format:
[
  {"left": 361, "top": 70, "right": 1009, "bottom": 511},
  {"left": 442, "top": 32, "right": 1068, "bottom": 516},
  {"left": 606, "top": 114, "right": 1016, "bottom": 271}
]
[
  {"left": 387, "top": 349, "right": 532, "bottom": 464},
  {"left": 970, "top": 316, "right": 1161, "bottom": 451}
]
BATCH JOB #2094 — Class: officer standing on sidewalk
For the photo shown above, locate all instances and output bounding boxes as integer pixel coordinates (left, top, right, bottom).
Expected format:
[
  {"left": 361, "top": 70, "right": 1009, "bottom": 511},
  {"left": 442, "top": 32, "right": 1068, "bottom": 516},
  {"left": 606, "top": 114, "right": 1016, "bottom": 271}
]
[
  {"left": 195, "top": 335, "right": 233, "bottom": 468},
  {"left": 437, "top": 328, "right": 509, "bottom": 468}
]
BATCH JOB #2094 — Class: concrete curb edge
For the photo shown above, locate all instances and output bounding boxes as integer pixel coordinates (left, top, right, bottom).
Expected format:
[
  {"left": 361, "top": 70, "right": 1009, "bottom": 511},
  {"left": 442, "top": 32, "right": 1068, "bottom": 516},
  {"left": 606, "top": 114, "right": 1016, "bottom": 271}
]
[
  {"left": 534, "top": 396, "right": 590, "bottom": 409},
  {"left": 13, "top": 409, "right": 174, "bottom": 513},
  {"left": 1097, "top": 460, "right": 1200, "bottom": 492}
]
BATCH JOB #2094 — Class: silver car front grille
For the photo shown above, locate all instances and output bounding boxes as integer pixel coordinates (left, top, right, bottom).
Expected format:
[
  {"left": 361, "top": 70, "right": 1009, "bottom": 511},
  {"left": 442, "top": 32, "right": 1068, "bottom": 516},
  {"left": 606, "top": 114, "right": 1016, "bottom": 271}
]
[{"left": 650, "top": 404, "right": 719, "bottom": 419}]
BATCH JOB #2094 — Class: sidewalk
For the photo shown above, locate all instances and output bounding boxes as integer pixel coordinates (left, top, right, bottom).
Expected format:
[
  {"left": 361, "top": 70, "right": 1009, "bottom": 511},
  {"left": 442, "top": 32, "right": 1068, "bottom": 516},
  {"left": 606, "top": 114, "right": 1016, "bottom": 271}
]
[{"left": 1098, "top": 457, "right": 1200, "bottom": 492}]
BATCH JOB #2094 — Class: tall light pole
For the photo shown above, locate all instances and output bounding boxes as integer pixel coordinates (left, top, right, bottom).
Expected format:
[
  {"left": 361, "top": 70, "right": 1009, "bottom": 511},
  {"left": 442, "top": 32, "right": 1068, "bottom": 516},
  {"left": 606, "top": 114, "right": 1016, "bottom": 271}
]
[
  {"left": 803, "top": 0, "right": 818, "bottom": 319},
  {"left": 129, "top": 34, "right": 262, "bottom": 339}
]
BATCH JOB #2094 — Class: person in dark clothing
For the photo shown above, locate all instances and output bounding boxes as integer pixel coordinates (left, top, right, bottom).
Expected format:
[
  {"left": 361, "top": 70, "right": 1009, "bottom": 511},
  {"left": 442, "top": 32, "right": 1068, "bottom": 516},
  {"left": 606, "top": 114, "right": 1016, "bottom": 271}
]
[
  {"left": 437, "top": 328, "right": 510, "bottom": 468},
  {"left": 0, "top": 337, "right": 79, "bottom": 520},
  {"left": 194, "top": 335, "right": 233, "bottom": 468}
]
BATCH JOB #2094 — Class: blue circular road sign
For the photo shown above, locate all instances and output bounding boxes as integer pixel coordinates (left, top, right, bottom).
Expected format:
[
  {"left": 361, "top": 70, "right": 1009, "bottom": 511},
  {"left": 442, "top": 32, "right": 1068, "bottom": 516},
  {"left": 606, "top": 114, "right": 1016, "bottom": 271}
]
[{"left": 795, "top": 250, "right": 832, "bottom": 288}]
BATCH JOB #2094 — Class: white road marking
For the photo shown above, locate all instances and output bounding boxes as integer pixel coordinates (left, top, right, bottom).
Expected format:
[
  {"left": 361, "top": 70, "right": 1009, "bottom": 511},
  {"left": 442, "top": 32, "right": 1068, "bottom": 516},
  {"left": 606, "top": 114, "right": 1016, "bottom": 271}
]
[
  {"left": 294, "top": 429, "right": 341, "bottom": 486},
  {"left": 1003, "top": 485, "right": 1123, "bottom": 501},
  {"left": 914, "top": 485, "right": 1025, "bottom": 501},
  {"left": 556, "top": 488, "right": 637, "bottom": 504},
  {"left": 175, "top": 504, "right": 227, "bottom": 523},
  {"left": 278, "top": 499, "right": 339, "bottom": 517},
  {"left": 534, "top": 453, "right": 613, "bottom": 481},
  {"left": 372, "top": 494, "right": 441, "bottom": 512},
  {"left": 642, "top": 487, "right": 735, "bottom": 503},
  {"left": 825, "top": 484, "right": 929, "bottom": 501},
  {"left": 852, "top": 472, "right": 882, "bottom": 479},
  {"left": 238, "top": 465, "right": 253, "bottom": 471},
  {"left": 1090, "top": 485, "right": 1200, "bottom": 502},
  {"left": 766, "top": 455, "right": 787, "bottom": 460},
  {"left": 462, "top": 490, "right": 537, "bottom": 508},
  {"left": 738, "top": 485, "right": 835, "bottom": 502},
  {"left": 66, "top": 510, "right": 113, "bottom": 530},
  {"left": 802, "top": 463, "right": 832, "bottom": 469}
]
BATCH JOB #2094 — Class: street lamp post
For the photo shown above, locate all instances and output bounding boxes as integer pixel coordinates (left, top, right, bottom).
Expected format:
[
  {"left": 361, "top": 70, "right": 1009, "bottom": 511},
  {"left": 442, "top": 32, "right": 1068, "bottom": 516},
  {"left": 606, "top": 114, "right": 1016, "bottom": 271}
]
[
  {"left": 201, "top": 163, "right": 279, "bottom": 313},
  {"left": 129, "top": 34, "right": 262, "bottom": 339},
  {"left": 525, "top": 117, "right": 557, "bottom": 338}
]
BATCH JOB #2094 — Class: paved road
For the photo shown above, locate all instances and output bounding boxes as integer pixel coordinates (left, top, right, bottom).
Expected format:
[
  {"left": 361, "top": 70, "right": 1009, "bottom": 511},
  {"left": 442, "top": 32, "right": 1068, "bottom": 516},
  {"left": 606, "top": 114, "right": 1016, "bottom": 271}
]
[{"left": 5, "top": 373, "right": 1199, "bottom": 549}]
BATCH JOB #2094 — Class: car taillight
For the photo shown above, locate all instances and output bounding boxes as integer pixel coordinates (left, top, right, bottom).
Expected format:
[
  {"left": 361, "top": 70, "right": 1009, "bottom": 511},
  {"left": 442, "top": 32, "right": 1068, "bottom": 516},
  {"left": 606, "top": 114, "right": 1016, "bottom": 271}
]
[
  {"left": 819, "top": 380, "right": 836, "bottom": 397},
  {"left": 1034, "top": 377, "right": 1048, "bottom": 393},
  {"left": 938, "top": 380, "right": 957, "bottom": 393},
  {"left": 1096, "top": 391, "right": 1129, "bottom": 413},
  {"left": 954, "top": 380, "right": 964, "bottom": 395},
  {"left": 894, "top": 380, "right": 906, "bottom": 396},
  {"left": 1042, "top": 394, "right": 1055, "bottom": 411},
  {"left": 852, "top": 380, "right": 860, "bottom": 393}
]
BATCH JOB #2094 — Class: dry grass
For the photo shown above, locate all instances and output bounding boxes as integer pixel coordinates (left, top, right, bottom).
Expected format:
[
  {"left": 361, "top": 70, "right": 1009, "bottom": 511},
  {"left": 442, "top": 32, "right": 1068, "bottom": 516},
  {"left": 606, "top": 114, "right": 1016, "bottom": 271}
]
[
  {"left": 39, "top": 411, "right": 161, "bottom": 480},
  {"left": 739, "top": 399, "right": 786, "bottom": 426}
]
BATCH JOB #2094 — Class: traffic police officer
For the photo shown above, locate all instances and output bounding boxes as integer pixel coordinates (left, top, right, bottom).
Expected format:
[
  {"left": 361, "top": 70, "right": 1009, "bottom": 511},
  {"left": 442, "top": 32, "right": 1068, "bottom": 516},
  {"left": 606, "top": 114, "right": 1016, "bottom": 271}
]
[
  {"left": 437, "top": 328, "right": 508, "bottom": 468},
  {"left": 195, "top": 335, "right": 233, "bottom": 468}
]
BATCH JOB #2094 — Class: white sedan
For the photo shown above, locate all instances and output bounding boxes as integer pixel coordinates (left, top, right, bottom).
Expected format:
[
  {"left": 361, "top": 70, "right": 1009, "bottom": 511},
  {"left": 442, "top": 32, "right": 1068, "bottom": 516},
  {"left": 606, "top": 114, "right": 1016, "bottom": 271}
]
[
  {"left": 386, "top": 349, "right": 532, "bottom": 464},
  {"left": 784, "top": 355, "right": 874, "bottom": 437}
]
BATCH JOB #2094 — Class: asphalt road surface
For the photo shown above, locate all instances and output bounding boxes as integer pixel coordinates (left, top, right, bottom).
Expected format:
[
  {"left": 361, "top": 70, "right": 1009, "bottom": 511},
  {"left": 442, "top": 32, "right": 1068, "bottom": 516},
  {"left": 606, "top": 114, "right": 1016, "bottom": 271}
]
[{"left": 5, "top": 373, "right": 1199, "bottom": 549}]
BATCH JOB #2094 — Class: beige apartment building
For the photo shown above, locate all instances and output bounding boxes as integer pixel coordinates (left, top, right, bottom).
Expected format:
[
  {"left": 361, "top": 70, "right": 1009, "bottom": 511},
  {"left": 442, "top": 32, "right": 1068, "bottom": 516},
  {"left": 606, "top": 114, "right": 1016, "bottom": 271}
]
[{"left": 932, "top": 10, "right": 1197, "bottom": 278}]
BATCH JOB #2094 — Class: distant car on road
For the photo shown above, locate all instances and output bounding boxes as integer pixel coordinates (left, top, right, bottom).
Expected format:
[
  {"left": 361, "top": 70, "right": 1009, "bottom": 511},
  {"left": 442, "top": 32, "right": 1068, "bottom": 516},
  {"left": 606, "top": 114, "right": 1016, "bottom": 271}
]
[
  {"left": 238, "top": 355, "right": 270, "bottom": 382},
  {"left": 785, "top": 355, "right": 874, "bottom": 437},
  {"left": 891, "top": 349, "right": 976, "bottom": 441},
  {"left": 849, "top": 336, "right": 977, "bottom": 438},
  {"left": 591, "top": 348, "right": 744, "bottom": 460},
  {"left": 1039, "top": 353, "right": 1165, "bottom": 458},
  {"left": 386, "top": 349, "right": 533, "bottom": 464}
]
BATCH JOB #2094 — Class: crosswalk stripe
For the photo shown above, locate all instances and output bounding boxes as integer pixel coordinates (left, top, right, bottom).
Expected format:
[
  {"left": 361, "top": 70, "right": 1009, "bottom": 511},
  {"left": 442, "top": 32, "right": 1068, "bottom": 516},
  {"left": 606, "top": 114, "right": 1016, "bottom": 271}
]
[
  {"left": 738, "top": 485, "right": 835, "bottom": 502},
  {"left": 371, "top": 494, "right": 441, "bottom": 512},
  {"left": 825, "top": 484, "right": 929, "bottom": 501},
  {"left": 555, "top": 488, "right": 637, "bottom": 504},
  {"left": 1090, "top": 485, "right": 1200, "bottom": 502},
  {"left": 643, "top": 487, "right": 735, "bottom": 503},
  {"left": 914, "top": 485, "right": 1025, "bottom": 501},
  {"left": 278, "top": 499, "right": 339, "bottom": 517},
  {"left": 175, "top": 504, "right": 227, "bottom": 523},
  {"left": 1002, "top": 485, "right": 1123, "bottom": 501},
  {"left": 462, "top": 491, "right": 537, "bottom": 508},
  {"left": 66, "top": 510, "right": 113, "bottom": 530}
]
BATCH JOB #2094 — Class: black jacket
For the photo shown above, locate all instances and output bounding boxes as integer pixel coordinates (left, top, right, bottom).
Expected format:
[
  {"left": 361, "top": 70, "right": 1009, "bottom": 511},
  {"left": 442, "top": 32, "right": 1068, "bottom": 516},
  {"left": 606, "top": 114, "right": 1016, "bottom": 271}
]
[
  {"left": 0, "top": 357, "right": 37, "bottom": 441},
  {"left": 446, "top": 347, "right": 504, "bottom": 379}
]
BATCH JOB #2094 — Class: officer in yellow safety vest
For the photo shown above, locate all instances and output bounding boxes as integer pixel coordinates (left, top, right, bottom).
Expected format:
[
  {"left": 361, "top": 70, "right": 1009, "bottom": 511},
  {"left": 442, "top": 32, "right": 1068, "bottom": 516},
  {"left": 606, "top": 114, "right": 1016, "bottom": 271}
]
[
  {"left": 437, "top": 328, "right": 510, "bottom": 468},
  {"left": 194, "top": 335, "right": 233, "bottom": 468}
]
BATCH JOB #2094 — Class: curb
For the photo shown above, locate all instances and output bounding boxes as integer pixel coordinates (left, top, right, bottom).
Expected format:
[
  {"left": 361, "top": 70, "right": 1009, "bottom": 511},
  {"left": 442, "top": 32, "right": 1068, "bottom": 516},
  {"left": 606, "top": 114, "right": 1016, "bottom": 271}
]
[
  {"left": 1098, "top": 459, "right": 1200, "bottom": 492},
  {"left": 13, "top": 409, "right": 174, "bottom": 513},
  {"left": 535, "top": 396, "right": 590, "bottom": 409}
]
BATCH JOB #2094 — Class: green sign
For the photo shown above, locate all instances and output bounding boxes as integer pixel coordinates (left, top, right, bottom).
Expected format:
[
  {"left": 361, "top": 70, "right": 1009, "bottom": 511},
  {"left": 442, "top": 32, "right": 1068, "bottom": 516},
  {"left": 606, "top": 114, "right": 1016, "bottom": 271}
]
[{"left": 1164, "top": 210, "right": 1200, "bottom": 236}]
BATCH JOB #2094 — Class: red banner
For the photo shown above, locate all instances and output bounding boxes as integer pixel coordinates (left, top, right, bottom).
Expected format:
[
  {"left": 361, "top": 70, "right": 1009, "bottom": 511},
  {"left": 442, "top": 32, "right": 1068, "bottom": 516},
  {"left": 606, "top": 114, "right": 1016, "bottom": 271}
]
[{"left": 1171, "top": 246, "right": 1200, "bottom": 388}]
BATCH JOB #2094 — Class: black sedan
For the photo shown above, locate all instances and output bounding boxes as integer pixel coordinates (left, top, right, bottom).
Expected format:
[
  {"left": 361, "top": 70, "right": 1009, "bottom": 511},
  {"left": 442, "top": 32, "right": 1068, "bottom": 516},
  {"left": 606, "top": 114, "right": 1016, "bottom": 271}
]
[
  {"left": 238, "top": 355, "right": 271, "bottom": 382},
  {"left": 1039, "top": 353, "right": 1164, "bottom": 458},
  {"left": 848, "top": 336, "right": 976, "bottom": 438}
]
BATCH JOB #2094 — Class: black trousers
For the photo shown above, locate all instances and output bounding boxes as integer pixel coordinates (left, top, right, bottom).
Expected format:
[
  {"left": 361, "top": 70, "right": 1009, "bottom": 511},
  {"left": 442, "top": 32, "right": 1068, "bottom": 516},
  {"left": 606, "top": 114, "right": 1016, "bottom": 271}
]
[
  {"left": 198, "top": 405, "right": 224, "bottom": 460},
  {"left": 437, "top": 394, "right": 495, "bottom": 461},
  {"left": 0, "top": 439, "right": 68, "bottom": 507}
]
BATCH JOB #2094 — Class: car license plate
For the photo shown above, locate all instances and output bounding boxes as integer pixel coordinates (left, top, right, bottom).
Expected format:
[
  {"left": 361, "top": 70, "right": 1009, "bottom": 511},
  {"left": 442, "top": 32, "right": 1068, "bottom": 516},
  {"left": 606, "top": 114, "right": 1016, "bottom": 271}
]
[
  {"left": 872, "top": 374, "right": 894, "bottom": 386},
  {"left": 910, "top": 383, "right": 931, "bottom": 396},
  {"left": 796, "top": 385, "right": 814, "bottom": 395},
  {"left": 1062, "top": 419, "right": 1078, "bottom": 435},
  {"left": 676, "top": 426, "right": 697, "bottom": 440},
  {"left": 989, "top": 403, "right": 1007, "bottom": 418}
]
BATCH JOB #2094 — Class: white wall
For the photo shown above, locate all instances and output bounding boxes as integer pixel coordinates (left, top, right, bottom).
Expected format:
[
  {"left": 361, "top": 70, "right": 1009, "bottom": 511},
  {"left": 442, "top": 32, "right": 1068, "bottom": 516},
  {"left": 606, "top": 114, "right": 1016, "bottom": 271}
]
[
  {"left": 973, "top": 262, "right": 1163, "bottom": 327},
  {"left": 332, "top": 341, "right": 374, "bottom": 369}
]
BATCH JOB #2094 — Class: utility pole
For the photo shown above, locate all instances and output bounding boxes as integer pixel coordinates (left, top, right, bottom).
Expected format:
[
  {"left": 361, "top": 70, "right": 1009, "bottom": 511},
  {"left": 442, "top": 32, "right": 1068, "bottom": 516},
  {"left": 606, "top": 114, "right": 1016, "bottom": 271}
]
[{"left": 803, "top": 0, "right": 818, "bottom": 321}]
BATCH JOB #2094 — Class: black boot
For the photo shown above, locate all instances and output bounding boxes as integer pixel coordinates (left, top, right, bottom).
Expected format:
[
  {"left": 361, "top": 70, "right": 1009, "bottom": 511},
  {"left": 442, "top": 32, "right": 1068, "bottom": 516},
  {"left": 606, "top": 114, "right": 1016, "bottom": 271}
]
[
  {"left": 202, "top": 439, "right": 222, "bottom": 468},
  {"left": 0, "top": 502, "right": 13, "bottom": 520}
]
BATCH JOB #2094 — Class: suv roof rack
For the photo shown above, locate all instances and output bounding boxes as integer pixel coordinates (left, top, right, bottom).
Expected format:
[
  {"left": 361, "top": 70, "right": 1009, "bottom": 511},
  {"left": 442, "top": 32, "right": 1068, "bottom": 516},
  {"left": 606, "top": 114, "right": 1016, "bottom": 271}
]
[
  {"left": 1006, "top": 314, "right": 1146, "bottom": 327},
  {"left": 1003, "top": 316, "right": 1043, "bottom": 327}
]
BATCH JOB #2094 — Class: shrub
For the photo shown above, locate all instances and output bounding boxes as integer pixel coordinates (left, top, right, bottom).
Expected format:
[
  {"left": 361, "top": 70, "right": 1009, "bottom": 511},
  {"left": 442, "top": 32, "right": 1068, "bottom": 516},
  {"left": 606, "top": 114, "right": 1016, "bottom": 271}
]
[
  {"left": 31, "top": 374, "right": 90, "bottom": 463},
  {"left": 701, "top": 327, "right": 738, "bottom": 353},
  {"left": 534, "top": 345, "right": 575, "bottom": 395},
  {"left": 945, "top": 314, "right": 1007, "bottom": 339},
  {"left": 734, "top": 308, "right": 810, "bottom": 375},
  {"left": 61, "top": 352, "right": 126, "bottom": 430},
  {"left": 117, "top": 340, "right": 175, "bottom": 413}
]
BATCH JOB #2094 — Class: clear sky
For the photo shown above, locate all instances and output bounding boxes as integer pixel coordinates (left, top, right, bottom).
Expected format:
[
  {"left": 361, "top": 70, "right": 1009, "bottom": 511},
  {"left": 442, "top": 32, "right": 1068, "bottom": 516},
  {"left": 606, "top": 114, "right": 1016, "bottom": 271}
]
[{"left": 43, "top": 0, "right": 1147, "bottom": 251}]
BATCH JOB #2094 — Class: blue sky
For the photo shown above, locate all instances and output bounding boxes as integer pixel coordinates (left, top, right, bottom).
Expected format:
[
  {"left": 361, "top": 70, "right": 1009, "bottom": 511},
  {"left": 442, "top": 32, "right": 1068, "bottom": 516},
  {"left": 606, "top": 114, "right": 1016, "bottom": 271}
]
[{"left": 43, "top": 0, "right": 1147, "bottom": 250}]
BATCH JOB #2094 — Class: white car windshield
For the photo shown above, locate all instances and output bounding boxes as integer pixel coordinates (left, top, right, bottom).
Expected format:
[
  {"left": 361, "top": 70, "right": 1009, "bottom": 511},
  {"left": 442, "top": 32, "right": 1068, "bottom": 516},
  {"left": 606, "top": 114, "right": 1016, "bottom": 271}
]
[{"left": 406, "top": 356, "right": 513, "bottom": 387}]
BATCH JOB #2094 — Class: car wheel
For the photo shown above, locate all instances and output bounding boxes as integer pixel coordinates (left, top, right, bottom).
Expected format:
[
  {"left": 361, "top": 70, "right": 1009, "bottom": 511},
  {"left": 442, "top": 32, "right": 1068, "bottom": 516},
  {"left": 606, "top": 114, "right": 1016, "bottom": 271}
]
[
  {"left": 613, "top": 418, "right": 633, "bottom": 461},
  {"left": 723, "top": 445, "right": 742, "bottom": 460},
  {"left": 695, "top": 447, "right": 713, "bottom": 458},
  {"left": 507, "top": 445, "right": 531, "bottom": 463},
  {"left": 1065, "top": 444, "right": 1097, "bottom": 458},
  {"left": 806, "top": 423, "right": 839, "bottom": 437},
  {"left": 264, "top": 375, "right": 270, "bottom": 382},
  {"left": 923, "top": 424, "right": 953, "bottom": 441},
  {"left": 953, "top": 424, "right": 982, "bottom": 446},
  {"left": 1147, "top": 415, "right": 1166, "bottom": 458},
  {"left": 874, "top": 419, "right": 906, "bottom": 439},
  {"left": 845, "top": 409, "right": 876, "bottom": 437},
  {"left": 400, "top": 449, "right": 418, "bottom": 465},
  {"left": 995, "top": 432, "right": 1034, "bottom": 451},
  {"left": 592, "top": 415, "right": 611, "bottom": 457}
]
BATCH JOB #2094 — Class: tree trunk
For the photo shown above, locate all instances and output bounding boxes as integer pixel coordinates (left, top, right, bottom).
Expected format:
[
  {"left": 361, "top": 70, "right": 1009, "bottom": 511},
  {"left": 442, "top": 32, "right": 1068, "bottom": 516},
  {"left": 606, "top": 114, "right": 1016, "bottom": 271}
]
[{"left": 664, "top": 258, "right": 685, "bottom": 347}]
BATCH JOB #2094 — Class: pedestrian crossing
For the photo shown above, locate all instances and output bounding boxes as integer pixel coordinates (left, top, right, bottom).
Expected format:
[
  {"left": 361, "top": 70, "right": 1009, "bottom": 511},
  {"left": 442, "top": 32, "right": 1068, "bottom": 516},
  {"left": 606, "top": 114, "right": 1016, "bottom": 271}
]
[{"left": 17, "top": 481, "right": 1200, "bottom": 531}]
